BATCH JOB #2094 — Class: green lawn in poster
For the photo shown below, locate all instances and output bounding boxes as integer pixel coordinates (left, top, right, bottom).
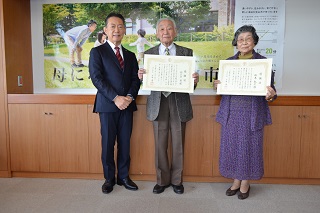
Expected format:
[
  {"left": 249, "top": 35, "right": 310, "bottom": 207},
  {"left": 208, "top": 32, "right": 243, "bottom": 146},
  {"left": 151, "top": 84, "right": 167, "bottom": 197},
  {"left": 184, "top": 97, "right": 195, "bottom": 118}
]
[{"left": 44, "top": 40, "right": 233, "bottom": 89}]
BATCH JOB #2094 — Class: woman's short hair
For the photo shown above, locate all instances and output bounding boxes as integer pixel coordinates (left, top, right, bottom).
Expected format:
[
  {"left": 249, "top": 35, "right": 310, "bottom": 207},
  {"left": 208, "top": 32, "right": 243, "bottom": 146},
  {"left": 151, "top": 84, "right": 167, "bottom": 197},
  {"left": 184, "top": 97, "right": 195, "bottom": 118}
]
[
  {"left": 232, "top": 25, "right": 259, "bottom": 46},
  {"left": 97, "top": 31, "right": 106, "bottom": 43},
  {"left": 137, "top": 29, "right": 146, "bottom": 37}
]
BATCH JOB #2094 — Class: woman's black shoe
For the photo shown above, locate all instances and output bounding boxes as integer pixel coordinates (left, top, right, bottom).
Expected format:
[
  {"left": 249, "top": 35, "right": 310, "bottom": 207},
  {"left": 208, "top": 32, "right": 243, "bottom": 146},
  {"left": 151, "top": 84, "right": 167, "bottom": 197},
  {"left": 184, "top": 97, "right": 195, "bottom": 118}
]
[
  {"left": 226, "top": 186, "right": 240, "bottom": 196},
  {"left": 238, "top": 185, "right": 250, "bottom": 200}
]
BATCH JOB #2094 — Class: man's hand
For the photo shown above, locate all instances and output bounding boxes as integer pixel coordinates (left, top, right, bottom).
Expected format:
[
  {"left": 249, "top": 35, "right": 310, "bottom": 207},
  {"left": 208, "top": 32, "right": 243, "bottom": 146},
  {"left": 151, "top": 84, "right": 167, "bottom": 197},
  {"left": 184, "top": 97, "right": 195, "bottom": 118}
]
[
  {"left": 114, "top": 96, "right": 132, "bottom": 110},
  {"left": 138, "top": 68, "right": 146, "bottom": 80}
]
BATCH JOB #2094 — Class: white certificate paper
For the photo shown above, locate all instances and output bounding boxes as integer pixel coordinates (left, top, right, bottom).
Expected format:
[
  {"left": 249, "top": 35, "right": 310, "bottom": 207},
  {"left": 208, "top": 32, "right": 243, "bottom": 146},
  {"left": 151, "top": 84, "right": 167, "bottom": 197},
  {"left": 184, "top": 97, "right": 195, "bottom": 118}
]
[
  {"left": 217, "top": 58, "right": 272, "bottom": 96},
  {"left": 142, "top": 54, "right": 195, "bottom": 93}
]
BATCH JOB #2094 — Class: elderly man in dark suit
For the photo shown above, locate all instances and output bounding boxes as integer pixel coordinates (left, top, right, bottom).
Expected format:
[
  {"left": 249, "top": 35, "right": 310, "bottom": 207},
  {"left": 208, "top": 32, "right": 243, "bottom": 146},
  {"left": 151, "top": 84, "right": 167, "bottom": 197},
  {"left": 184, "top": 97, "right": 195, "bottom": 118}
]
[
  {"left": 89, "top": 13, "right": 141, "bottom": 194},
  {"left": 138, "top": 17, "right": 199, "bottom": 194}
]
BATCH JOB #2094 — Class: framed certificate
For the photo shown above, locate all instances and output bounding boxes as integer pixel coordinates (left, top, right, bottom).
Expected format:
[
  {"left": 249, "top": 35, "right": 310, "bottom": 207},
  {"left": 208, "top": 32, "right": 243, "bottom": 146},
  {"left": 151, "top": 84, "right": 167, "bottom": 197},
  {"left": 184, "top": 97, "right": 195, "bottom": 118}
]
[
  {"left": 217, "top": 58, "right": 273, "bottom": 96},
  {"left": 142, "top": 54, "right": 195, "bottom": 93}
]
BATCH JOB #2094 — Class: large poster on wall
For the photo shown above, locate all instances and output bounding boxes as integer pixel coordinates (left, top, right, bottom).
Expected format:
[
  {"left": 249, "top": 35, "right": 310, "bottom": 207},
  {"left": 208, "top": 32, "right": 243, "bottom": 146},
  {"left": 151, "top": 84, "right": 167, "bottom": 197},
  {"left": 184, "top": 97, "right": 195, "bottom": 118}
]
[
  {"left": 33, "top": 0, "right": 235, "bottom": 94},
  {"left": 32, "top": 0, "right": 284, "bottom": 94}
]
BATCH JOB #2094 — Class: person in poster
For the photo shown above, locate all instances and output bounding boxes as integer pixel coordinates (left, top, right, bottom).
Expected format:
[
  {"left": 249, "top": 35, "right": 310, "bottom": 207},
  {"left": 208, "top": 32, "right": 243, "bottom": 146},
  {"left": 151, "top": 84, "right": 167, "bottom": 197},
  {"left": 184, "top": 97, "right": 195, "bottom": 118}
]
[
  {"left": 138, "top": 17, "right": 199, "bottom": 194},
  {"left": 89, "top": 13, "right": 140, "bottom": 194},
  {"left": 93, "top": 30, "right": 107, "bottom": 47},
  {"left": 129, "top": 29, "right": 154, "bottom": 63},
  {"left": 214, "top": 25, "right": 277, "bottom": 200},
  {"left": 63, "top": 20, "right": 97, "bottom": 68}
]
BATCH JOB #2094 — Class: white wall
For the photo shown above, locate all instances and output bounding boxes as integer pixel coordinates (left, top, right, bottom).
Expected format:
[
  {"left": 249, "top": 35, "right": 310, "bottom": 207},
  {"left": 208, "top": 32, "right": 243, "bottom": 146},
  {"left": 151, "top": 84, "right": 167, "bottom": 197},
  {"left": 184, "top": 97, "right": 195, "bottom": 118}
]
[{"left": 280, "top": 0, "right": 320, "bottom": 95}]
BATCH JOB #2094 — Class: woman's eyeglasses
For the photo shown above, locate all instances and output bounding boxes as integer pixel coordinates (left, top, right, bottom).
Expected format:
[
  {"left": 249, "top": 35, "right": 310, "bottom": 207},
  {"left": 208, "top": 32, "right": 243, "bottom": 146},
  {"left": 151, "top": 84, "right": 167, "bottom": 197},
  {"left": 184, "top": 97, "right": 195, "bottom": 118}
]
[{"left": 237, "top": 37, "right": 253, "bottom": 44}]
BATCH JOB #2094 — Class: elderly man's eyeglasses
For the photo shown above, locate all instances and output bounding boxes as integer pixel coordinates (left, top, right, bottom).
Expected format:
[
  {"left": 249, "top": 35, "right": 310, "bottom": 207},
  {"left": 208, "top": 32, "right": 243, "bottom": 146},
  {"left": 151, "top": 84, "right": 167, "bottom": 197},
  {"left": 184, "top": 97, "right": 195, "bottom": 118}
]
[{"left": 237, "top": 37, "right": 253, "bottom": 44}]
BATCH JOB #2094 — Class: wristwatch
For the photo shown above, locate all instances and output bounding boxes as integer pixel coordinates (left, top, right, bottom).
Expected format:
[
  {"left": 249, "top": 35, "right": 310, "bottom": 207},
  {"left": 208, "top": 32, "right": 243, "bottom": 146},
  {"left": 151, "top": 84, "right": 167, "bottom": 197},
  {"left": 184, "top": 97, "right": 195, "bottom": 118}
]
[{"left": 127, "top": 94, "right": 134, "bottom": 101}]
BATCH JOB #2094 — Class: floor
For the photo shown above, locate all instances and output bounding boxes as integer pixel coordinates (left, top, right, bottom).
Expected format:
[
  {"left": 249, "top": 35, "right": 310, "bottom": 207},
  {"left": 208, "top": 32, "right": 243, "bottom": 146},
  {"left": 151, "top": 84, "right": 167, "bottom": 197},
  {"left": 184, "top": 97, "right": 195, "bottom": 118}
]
[{"left": 0, "top": 178, "right": 320, "bottom": 213}]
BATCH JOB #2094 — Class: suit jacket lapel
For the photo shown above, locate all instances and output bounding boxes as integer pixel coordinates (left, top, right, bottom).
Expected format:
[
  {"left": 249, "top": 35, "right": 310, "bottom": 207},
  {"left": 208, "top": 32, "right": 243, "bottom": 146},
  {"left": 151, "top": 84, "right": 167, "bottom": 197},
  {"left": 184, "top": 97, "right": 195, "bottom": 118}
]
[
  {"left": 122, "top": 48, "right": 130, "bottom": 70},
  {"left": 148, "top": 45, "right": 160, "bottom": 55},
  {"left": 175, "top": 44, "right": 184, "bottom": 56}
]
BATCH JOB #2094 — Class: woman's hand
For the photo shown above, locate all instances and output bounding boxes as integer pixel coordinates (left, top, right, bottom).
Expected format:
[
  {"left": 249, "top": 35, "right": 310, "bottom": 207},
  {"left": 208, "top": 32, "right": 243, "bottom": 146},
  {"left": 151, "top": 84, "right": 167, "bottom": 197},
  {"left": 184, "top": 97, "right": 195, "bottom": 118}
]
[
  {"left": 266, "top": 86, "right": 276, "bottom": 101},
  {"left": 213, "top": 80, "right": 221, "bottom": 90},
  {"left": 192, "top": 72, "right": 199, "bottom": 85}
]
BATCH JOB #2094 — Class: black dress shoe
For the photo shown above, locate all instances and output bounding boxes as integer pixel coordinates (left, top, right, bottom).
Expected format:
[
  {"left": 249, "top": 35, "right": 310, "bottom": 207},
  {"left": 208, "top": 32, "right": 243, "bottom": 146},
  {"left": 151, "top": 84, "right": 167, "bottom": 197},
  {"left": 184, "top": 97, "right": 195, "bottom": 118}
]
[
  {"left": 117, "top": 177, "right": 138, "bottom": 191},
  {"left": 102, "top": 179, "right": 115, "bottom": 194},
  {"left": 238, "top": 185, "right": 250, "bottom": 200},
  {"left": 172, "top": 184, "right": 184, "bottom": 194},
  {"left": 226, "top": 186, "right": 240, "bottom": 196},
  {"left": 153, "top": 184, "right": 170, "bottom": 194}
]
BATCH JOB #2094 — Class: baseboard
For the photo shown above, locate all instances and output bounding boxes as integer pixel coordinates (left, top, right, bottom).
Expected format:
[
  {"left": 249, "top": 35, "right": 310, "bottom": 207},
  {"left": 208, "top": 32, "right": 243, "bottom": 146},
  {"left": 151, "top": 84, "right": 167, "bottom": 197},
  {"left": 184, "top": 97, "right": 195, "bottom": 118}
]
[
  {"left": 0, "top": 170, "right": 11, "bottom": 178},
  {"left": 9, "top": 172, "right": 320, "bottom": 185}
]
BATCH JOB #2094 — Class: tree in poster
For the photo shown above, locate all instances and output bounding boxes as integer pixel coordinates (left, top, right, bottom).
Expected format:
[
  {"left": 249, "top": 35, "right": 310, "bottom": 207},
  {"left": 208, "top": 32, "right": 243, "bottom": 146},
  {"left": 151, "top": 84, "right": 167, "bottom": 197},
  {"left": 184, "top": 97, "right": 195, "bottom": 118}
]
[
  {"left": 52, "top": 1, "right": 211, "bottom": 34},
  {"left": 149, "top": 1, "right": 211, "bottom": 33},
  {"left": 71, "top": 3, "right": 157, "bottom": 29},
  {"left": 43, "top": 4, "right": 68, "bottom": 46}
]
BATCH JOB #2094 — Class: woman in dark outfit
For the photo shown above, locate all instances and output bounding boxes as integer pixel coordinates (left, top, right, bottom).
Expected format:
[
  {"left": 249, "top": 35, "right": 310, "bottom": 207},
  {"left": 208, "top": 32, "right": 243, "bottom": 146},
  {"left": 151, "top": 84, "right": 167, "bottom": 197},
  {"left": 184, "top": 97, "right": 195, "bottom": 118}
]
[{"left": 214, "top": 25, "right": 277, "bottom": 200}]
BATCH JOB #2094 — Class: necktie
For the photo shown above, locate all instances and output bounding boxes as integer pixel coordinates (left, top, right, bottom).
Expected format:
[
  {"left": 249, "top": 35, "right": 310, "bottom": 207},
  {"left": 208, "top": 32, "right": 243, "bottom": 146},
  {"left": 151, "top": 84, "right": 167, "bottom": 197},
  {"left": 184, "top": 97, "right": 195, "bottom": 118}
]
[
  {"left": 162, "top": 47, "right": 171, "bottom": 97},
  {"left": 165, "top": 48, "right": 170, "bottom": 55},
  {"left": 115, "top": 46, "right": 124, "bottom": 69}
]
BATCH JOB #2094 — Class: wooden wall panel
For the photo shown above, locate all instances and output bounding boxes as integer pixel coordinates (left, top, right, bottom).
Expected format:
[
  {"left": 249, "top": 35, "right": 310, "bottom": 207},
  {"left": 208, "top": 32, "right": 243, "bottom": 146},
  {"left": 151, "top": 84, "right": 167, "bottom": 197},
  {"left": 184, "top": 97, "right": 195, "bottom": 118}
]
[
  {"left": 87, "top": 105, "right": 103, "bottom": 174},
  {"left": 3, "top": 0, "right": 33, "bottom": 93},
  {"left": 212, "top": 106, "right": 221, "bottom": 177},
  {"left": 263, "top": 106, "right": 301, "bottom": 178},
  {"left": 47, "top": 104, "right": 89, "bottom": 173},
  {"left": 130, "top": 105, "right": 156, "bottom": 176},
  {"left": 8, "top": 104, "right": 49, "bottom": 172},
  {"left": 184, "top": 105, "right": 215, "bottom": 177},
  {"left": 299, "top": 107, "right": 320, "bottom": 178},
  {"left": 0, "top": 0, "right": 10, "bottom": 175}
]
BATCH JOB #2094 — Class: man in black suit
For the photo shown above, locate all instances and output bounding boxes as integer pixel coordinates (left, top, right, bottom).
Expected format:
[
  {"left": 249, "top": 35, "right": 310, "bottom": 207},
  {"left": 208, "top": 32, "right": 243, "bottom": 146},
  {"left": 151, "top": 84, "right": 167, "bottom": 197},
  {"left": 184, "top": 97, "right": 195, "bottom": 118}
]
[
  {"left": 138, "top": 18, "right": 199, "bottom": 194},
  {"left": 89, "top": 13, "right": 140, "bottom": 194}
]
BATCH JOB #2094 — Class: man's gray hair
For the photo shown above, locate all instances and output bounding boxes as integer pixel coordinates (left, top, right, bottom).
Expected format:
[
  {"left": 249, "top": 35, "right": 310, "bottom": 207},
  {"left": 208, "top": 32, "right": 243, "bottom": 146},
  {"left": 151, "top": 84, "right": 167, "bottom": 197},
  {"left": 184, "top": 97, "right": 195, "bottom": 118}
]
[{"left": 156, "top": 17, "right": 177, "bottom": 31}]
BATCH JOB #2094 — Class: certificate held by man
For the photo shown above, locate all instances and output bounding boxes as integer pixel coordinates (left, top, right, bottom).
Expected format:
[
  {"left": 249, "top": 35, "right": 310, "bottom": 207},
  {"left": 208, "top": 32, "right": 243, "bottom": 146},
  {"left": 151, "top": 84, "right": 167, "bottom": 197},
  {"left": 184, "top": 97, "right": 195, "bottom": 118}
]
[
  {"left": 217, "top": 58, "right": 273, "bottom": 96},
  {"left": 142, "top": 54, "right": 195, "bottom": 93}
]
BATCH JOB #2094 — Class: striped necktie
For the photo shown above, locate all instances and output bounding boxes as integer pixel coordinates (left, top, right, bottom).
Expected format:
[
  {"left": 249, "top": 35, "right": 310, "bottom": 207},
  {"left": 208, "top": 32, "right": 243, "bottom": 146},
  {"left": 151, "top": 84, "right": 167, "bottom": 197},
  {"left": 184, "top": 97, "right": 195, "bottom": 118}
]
[
  {"left": 115, "top": 46, "right": 124, "bottom": 69},
  {"left": 165, "top": 48, "right": 170, "bottom": 55},
  {"left": 162, "top": 47, "right": 171, "bottom": 97}
]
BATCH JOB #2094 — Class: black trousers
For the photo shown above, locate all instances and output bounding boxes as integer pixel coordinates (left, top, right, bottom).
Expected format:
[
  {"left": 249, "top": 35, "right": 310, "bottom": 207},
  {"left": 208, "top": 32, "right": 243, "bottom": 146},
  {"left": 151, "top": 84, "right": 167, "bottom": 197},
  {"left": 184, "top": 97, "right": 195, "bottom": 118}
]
[{"left": 99, "top": 110, "right": 133, "bottom": 181}]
